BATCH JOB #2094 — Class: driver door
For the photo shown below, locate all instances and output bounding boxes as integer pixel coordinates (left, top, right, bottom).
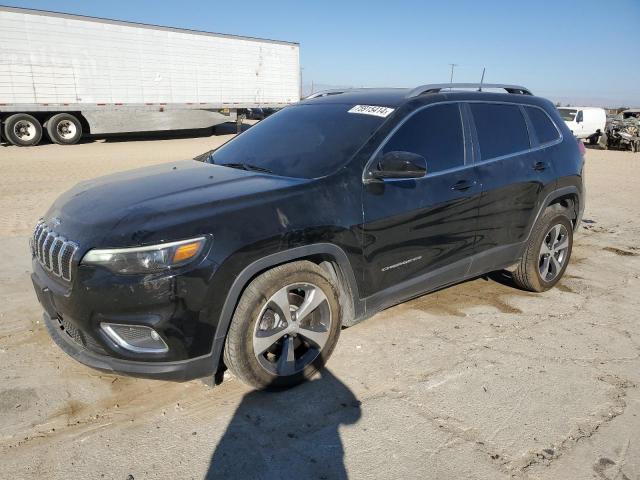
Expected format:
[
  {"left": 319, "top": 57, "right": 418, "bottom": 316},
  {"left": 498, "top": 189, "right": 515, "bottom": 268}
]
[{"left": 360, "top": 102, "right": 481, "bottom": 305}]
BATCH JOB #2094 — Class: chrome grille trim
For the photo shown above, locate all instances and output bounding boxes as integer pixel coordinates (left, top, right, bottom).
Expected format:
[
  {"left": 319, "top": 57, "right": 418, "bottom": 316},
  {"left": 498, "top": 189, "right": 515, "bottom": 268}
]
[{"left": 32, "top": 220, "right": 78, "bottom": 282}]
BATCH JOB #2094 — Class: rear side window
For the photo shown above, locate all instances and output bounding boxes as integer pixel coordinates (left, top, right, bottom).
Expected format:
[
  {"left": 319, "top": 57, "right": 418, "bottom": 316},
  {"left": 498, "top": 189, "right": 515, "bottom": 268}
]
[
  {"left": 525, "top": 106, "right": 560, "bottom": 144},
  {"left": 470, "top": 103, "right": 530, "bottom": 160},
  {"left": 382, "top": 103, "right": 464, "bottom": 174}
]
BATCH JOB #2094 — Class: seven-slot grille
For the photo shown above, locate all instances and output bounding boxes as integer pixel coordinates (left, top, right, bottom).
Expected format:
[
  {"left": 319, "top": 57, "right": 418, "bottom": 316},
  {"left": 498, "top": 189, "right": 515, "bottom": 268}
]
[{"left": 31, "top": 221, "right": 78, "bottom": 282}]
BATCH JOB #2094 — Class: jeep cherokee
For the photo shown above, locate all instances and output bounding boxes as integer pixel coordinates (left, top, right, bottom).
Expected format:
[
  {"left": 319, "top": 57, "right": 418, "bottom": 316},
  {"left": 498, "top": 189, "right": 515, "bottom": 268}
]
[{"left": 31, "top": 83, "right": 585, "bottom": 389}]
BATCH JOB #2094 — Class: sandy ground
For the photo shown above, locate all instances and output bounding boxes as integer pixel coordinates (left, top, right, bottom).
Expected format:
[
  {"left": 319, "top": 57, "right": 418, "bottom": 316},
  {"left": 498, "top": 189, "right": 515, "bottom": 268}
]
[{"left": 0, "top": 132, "right": 639, "bottom": 480}]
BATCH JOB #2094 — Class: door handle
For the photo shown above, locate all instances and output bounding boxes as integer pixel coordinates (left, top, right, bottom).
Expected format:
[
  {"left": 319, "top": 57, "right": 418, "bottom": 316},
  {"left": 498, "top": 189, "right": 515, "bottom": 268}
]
[
  {"left": 533, "top": 161, "right": 547, "bottom": 171},
  {"left": 451, "top": 180, "right": 472, "bottom": 191}
]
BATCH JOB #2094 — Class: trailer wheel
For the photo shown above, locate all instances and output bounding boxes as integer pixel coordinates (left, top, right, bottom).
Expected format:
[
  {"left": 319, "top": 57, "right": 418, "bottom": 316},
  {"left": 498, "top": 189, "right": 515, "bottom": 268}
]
[
  {"left": 4, "top": 113, "right": 43, "bottom": 146},
  {"left": 46, "top": 113, "right": 83, "bottom": 145}
]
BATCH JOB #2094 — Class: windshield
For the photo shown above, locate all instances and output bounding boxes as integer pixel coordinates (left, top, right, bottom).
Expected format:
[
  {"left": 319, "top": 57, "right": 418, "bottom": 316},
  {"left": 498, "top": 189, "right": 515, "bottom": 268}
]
[
  {"left": 558, "top": 108, "right": 577, "bottom": 121},
  {"left": 208, "top": 104, "right": 386, "bottom": 178}
]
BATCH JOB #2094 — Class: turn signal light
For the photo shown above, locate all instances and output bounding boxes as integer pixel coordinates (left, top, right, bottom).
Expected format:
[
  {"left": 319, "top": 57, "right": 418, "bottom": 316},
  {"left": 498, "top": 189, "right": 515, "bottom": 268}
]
[{"left": 172, "top": 241, "right": 202, "bottom": 263}]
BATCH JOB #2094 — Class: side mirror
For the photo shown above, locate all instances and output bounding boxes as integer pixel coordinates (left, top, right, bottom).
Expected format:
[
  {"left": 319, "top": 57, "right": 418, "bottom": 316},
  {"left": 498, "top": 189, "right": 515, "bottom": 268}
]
[{"left": 369, "top": 151, "right": 427, "bottom": 180}]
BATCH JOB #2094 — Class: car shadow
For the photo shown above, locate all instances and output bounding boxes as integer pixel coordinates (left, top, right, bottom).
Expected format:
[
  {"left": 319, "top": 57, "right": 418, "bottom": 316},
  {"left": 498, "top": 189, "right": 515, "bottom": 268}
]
[
  {"left": 485, "top": 269, "right": 519, "bottom": 289},
  {"left": 205, "top": 368, "right": 361, "bottom": 480}
]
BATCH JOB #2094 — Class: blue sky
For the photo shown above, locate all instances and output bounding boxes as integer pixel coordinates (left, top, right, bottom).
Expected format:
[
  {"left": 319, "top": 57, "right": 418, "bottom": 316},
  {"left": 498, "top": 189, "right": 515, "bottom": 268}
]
[{"left": 4, "top": 0, "right": 639, "bottom": 106}]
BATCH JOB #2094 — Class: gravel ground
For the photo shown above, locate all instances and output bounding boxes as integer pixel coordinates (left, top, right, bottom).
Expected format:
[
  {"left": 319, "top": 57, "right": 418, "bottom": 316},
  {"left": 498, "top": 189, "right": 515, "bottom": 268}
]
[{"left": 0, "top": 132, "right": 639, "bottom": 480}]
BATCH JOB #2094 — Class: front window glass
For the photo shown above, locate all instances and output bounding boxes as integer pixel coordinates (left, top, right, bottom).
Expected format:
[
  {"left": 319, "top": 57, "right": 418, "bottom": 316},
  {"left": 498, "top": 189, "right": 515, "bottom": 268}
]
[{"left": 381, "top": 103, "right": 465, "bottom": 174}]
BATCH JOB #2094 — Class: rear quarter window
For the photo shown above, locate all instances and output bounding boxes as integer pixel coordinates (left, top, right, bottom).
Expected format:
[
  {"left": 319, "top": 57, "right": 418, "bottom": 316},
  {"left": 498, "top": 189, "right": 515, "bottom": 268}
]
[
  {"left": 470, "top": 103, "right": 530, "bottom": 160},
  {"left": 524, "top": 106, "right": 560, "bottom": 145}
]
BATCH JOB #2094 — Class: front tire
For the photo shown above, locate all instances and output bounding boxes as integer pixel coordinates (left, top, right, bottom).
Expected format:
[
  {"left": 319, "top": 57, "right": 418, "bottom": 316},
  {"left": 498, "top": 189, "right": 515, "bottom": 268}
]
[
  {"left": 4, "top": 113, "right": 43, "bottom": 146},
  {"left": 46, "top": 113, "right": 83, "bottom": 145},
  {"left": 223, "top": 261, "right": 342, "bottom": 390},
  {"left": 512, "top": 208, "right": 573, "bottom": 292}
]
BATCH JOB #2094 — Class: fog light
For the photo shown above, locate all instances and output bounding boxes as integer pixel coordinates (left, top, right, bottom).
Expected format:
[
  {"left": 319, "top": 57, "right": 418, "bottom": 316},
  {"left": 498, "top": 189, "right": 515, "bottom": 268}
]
[{"left": 101, "top": 323, "right": 169, "bottom": 353}]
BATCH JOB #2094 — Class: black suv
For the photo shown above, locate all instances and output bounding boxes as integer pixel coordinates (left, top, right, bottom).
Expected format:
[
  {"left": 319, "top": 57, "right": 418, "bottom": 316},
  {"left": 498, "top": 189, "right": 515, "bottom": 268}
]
[{"left": 31, "top": 83, "right": 585, "bottom": 389}]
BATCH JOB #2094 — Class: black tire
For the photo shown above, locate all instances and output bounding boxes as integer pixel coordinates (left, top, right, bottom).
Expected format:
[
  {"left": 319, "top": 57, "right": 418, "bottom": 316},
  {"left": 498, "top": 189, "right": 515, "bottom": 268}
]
[
  {"left": 223, "top": 261, "right": 342, "bottom": 390},
  {"left": 3, "top": 113, "right": 43, "bottom": 146},
  {"left": 46, "top": 113, "right": 83, "bottom": 145},
  {"left": 512, "top": 208, "right": 574, "bottom": 292}
]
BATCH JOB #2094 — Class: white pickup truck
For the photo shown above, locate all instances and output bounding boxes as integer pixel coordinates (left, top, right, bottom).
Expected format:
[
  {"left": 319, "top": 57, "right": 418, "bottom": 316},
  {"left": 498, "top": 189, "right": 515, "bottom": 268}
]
[{"left": 557, "top": 107, "right": 606, "bottom": 144}]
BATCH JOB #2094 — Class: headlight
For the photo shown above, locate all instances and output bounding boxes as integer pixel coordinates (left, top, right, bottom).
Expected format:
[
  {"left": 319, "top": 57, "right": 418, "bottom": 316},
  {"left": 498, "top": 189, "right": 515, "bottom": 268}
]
[{"left": 81, "top": 237, "right": 206, "bottom": 274}]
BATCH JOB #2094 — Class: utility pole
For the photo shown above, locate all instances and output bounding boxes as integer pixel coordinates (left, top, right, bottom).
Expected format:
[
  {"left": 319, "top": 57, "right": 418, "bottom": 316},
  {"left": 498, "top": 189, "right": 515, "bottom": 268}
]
[{"left": 449, "top": 63, "right": 458, "bottom": 84}]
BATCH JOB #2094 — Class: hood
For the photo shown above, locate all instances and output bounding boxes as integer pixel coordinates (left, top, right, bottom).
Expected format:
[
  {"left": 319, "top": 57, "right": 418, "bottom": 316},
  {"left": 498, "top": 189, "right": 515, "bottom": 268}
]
[{"left": 44, "top": 160, "right": 306, "bottom": 249}]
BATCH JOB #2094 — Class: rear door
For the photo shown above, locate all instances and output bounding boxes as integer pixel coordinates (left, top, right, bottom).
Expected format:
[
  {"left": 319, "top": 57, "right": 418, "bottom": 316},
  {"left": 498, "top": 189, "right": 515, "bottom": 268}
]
[
  {"left": 361, "top": 102, "right": 480, "bottom": 301},
  {"left": 469, "top": 102, "right": 547, "bottom": 268}
]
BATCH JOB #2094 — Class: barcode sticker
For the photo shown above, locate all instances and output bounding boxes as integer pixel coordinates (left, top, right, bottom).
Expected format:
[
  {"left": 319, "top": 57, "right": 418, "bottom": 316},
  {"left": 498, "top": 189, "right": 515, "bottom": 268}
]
[{"left": 348, "top": 105, "right": 395, "bottom": 118}]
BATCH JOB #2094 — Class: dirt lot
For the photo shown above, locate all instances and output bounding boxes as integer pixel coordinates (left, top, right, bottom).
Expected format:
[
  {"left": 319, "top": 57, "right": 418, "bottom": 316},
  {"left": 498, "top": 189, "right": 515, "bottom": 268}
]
[{"left": 0, "top": 134, "right": 639, "bottom": 480}]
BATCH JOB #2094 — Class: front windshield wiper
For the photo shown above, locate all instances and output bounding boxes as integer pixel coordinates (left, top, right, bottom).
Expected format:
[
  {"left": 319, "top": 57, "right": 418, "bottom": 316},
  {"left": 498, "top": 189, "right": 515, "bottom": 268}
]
[{"left": 219, "top": 162, "right": 273, "bottom": 174}]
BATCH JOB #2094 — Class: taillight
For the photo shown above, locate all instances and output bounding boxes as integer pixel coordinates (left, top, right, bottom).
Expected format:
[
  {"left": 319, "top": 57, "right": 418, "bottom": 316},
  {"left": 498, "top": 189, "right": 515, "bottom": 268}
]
[{"left": 577, "top": 138, "right": 586, "bottom": 156}]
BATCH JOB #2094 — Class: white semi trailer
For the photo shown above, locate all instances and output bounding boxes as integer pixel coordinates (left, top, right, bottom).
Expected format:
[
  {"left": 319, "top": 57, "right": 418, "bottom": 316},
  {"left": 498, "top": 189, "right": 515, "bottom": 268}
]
[{"left": 0, "top": 6, "right": 300, "bottom": 146}]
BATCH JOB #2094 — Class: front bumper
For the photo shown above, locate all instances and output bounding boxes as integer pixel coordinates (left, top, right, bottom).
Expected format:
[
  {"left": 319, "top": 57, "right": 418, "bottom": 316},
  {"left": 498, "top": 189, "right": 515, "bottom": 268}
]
[
  {"left": 42, "top": 311, "right": 215, "bottom": 380},
  {"left": 31, "top": 256, "right": 221, "bottom": 380}
]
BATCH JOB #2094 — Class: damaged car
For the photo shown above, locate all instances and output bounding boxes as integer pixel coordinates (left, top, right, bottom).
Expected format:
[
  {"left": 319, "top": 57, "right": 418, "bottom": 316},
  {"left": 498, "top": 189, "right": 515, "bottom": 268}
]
[
  {"left": 599, "top": 109, "right": 640, "bottom": 152},
  {"left": 31, "top": 83, "right": 585, "bottom": 390}
]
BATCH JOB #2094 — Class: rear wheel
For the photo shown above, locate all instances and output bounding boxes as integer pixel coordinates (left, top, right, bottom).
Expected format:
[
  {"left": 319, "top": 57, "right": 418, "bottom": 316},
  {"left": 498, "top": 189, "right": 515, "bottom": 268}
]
[
  {"left": 46, "top": 113, "right": 83, "bottom": 145},
  {"left": 512, "top": 208, "right": 573, "bottom": 292},
  {"left": 4, "top": 113, "right": 43, "bottom": 146},
  {"left": 223, "top": 261, "right": 341, "bottom": 390}
]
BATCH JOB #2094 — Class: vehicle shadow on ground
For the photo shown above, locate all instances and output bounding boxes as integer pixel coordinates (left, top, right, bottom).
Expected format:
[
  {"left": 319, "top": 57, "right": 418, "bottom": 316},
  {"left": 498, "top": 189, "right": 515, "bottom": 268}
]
[
  {"left": 486, "top": 269, "right": 520, "bottom": 288},
  {"left": 205, "top": 368, "right": 361, "bottom": 480}
]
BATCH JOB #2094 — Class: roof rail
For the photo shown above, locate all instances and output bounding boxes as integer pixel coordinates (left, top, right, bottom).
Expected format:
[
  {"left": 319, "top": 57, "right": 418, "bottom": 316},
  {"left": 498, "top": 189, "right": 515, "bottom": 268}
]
[
  {"left": 407, "top": 83, "right": 532, "bottom": 98},
  {"left": 304, "top": 89, "right": 349, "bottom": 99}
]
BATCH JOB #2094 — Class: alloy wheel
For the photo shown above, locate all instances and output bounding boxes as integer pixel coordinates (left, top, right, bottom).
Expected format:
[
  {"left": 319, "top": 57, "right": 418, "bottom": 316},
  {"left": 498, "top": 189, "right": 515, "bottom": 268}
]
[
  {"left": 252, "top": 282, "right": 331, "bottom": 377},
  {"left": 538, "top": 224, "right": 570, "bottom": 282}
]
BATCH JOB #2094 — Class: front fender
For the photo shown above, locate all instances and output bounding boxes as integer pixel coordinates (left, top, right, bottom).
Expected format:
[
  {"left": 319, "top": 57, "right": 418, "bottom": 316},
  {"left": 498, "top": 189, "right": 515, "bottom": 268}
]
[{"left": 208, "top": 243, "right": 360, "bottom": 374}]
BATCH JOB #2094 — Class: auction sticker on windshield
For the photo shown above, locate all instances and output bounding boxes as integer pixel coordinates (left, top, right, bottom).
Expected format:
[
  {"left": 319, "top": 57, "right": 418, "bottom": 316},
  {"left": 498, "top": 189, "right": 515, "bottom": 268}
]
[{"left": 348, "top": 105, "right": 395, "bottom": 118}]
